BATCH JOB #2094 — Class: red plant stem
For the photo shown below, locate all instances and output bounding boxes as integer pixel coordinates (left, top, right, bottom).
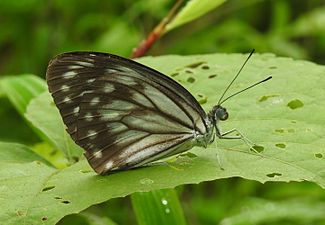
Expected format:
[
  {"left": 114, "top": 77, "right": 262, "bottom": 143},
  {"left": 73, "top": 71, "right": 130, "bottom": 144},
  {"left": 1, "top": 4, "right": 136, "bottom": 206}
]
[{"left": 131, "top": 0, "right": 183, "bottom": 59}]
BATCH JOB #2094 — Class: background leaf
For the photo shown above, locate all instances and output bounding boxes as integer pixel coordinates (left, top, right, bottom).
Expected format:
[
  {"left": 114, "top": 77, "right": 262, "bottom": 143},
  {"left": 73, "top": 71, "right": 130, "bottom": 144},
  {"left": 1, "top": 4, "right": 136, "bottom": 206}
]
[
  {"left": 1, "top": 53, "right": 324, "bottom": 224},
  {"left": 0, "top": 74, "right": 47, "bottom": 114},
  {"left": 25, "top": 92, "right": 83, "bottom": 163},
  {"left": 166, "top": 0, "right": 226, "bottom": 32},
  {"left": 0, "top": 75, "right": 48, "bottom": 143},
  {"left": 131, "top": 189, "right": 187, "bottom": 225},
  {"left": 0, "top": 142, "right": 50, "bottom": 165},
  {"left": 220, "top": 198, "right": 325, "bottom": 225}
]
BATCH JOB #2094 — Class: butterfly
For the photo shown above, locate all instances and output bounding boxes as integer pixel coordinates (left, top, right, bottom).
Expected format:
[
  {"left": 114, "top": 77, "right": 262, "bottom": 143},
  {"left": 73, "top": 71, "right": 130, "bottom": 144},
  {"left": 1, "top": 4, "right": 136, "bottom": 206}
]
[{"left": 46, "top": 50, "right": 271, "bottom": 175}]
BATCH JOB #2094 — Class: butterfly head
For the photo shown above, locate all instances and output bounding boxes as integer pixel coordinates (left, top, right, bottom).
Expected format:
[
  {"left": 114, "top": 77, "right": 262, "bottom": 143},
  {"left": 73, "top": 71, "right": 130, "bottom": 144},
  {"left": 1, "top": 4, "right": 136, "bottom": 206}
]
[{"left": 210, "top": 105, "right": 228, "bottom": 122}]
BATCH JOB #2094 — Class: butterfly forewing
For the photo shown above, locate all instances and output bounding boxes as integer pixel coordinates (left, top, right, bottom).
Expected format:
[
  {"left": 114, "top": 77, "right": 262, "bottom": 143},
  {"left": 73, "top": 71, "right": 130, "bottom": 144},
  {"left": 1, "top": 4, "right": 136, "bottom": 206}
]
[{"left": 46, "top": 52, "right": 210, "bottom": 174}]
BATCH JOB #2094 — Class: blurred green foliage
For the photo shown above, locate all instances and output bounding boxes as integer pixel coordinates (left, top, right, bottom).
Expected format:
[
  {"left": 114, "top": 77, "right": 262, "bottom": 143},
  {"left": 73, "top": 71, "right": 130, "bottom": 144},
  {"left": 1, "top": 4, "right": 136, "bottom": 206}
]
[
  {"left": 0, "top": 0, "right": 324, "bottom": 77},
  {"left": 0, "top": 0, "right": 325, "bottom": 225}
]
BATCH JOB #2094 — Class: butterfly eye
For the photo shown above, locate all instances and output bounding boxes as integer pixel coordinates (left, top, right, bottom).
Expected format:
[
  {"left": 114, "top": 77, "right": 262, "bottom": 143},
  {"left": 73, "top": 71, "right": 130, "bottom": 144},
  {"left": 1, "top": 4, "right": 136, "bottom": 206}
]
[
  {"left": 214, "top": 106, "right": 228, "bottom": 121},
  {"left": 220, "top": 111, "right": 228, "bottom": 121}
]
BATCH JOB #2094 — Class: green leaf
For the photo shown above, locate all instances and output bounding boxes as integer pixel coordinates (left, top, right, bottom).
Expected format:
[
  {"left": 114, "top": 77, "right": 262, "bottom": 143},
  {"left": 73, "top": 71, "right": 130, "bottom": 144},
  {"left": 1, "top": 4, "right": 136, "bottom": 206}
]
[
  {"left": 59, "top": 211, "right": 118, "bottom": 225},
  {"left": 220, "top": 198, "right": 325, "bottom": 224},
  {"left": 290, "top": 8, "right": 325, "bottom": 37},
  {"left": 2, "top": 53, "right": 325, "bottom": 224},
  {"left": 0, "top": 142, "right": 50, "bottom": 165},
  {"left": 0, "top": 161, "right": 56, "bottom": 224},
  {"left": 131, "top": 189, "right": 187, "bottom": 225},
  {"left": 79, "top": 212, "right": 118, "bottom": 225},
  {"left": 25, "top": 92, "right": 83, "bottom": 162},
  {"left": 0, "top": 74, "right": 47, "bottom": 114},
  {"left": 166, "top": 0, "right": 226, "bottom": 32}
]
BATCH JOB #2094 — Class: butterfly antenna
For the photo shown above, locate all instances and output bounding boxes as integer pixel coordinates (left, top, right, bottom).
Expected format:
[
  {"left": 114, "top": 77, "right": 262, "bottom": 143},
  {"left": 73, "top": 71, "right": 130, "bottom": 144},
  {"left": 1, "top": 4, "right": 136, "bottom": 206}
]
[
  {"left": 218, "top": 76, "right": 272, "bottom": 105},
  {"left": 218, "top": 49, "right": 255, "bottom": 105}
]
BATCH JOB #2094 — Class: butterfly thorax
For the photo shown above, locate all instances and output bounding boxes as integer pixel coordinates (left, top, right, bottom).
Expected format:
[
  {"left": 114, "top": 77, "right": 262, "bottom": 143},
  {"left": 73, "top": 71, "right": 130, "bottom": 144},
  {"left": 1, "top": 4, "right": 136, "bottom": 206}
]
[
  {"left": 193, "top": 105, "right": 229, "bottom": 147},
  {"left": 191, "top": 116, "right": 215, "bottom": 148}
]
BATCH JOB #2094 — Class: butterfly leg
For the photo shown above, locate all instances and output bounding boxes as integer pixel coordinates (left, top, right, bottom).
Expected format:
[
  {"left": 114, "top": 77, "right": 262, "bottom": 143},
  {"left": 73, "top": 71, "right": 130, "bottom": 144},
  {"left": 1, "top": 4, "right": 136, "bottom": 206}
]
[
  {"left": 213, "top": 143, "right": 225, "bottom": 171},
  {"left": 216, "top": 128, "right": 258, "bottom": 151}
]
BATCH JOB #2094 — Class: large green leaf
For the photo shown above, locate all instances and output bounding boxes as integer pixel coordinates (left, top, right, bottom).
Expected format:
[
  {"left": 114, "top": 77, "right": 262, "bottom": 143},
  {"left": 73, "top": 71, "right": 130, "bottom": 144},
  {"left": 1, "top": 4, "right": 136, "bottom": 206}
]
[{"left": 1, "top": 53, "right": 325, "bottom": 224}]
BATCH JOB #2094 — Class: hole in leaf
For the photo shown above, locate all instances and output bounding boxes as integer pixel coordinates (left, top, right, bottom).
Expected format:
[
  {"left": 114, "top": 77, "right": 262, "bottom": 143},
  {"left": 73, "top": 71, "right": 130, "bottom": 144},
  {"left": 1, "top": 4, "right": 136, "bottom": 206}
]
[
  {"left": 251, "top": 145, "right": 264, "bottom": 152},
  {"left": 208, "top": 74, "right": 217, "bottom": 79},
  {"left": 54, "top": 196, "right": 62, "bottom": 200},
  {"left": 197, "top": 94, "right": 207, "bottom": 104},
  {"left": 201, "top": 65, "right": 210, "bottom": 70},
  {"left": 275, "top": 128, "right": 285, "bottom": 133},
  {"left": 42, "top": 186, "right": 55, "bottom": 192},
  {"left": 72, "top": 156, "right": 79, "bottom": 162},
  {"left": 274, "top": 128, "right": 294, "bottom": 133},
  {"left": 140, "top": 178, "right": 154, "bottom": 185},
  {"left": 185, "top": 70, "right": 193, "bottom": 74},
  {"left": 258, "top": 94, "right": 279, "bottom": 102},
  {"left": 275, "top": 143, "right": 286, "bottom": 149},
  {"left": 315, "top": 153, "right": 323, "bottom": 158},
  {"left": 187, "top": 77, "right": 195, "bottom": 83},
  {"left": 42, "top": 217, "right": 48, "bottom": 221},
  {"left": 17, "top": 210, "right": 26, "bottom": 216},
  {"left": 269, "top": 66, "right": 277, "bottom": 69},
  {"left": 79, "top": 169, "right": 92, "bottom": 173},
  {"left": 180, "top": 152, "right": 198, "bottom": 158},
  {"left": 170, "top": 72, "right": 179, "bottom": 77},
  {"left": 61, "top": 200, "right": 71, "bottom": 204},
  {"left": 266, "top": 172, "right": 282, "bottom": 178},
  {"left": 287, "top": 99, "right": 304, "bottom": 109},
  {"left": 186, "top": 61, "right": 205, "bottom": 68}
]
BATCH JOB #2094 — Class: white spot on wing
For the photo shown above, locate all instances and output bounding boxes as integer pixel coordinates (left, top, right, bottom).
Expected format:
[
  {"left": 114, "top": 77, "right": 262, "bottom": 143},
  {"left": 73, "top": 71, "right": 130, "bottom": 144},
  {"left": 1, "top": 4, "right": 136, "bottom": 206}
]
[
  {"left": 60, "top": 85, "right": 70, "bottom": 92},
  {"left": 63, "top": 97, "right": 72, "bottom": 103},
  {"left": 62, "top": 71, "right": 77, "bottom": 79},
  {"left": 69, "top": 65, "right": 83, "bottom": 69},
  {"left": 104, "top": 161, "right": 114, "bottom": 170},
  {"left": 93, "top": 151, "right": 102, "bottom": 159},
  {"left": 100, "top": 111, "right": 120, "bottom": 121},
  {"left": 106, "top": 68, "right": 118, "bottom": 73},
  {"left": 116, "top": 75, "right": 137, "bottom": 86},
  {"left": 77, "top": 61, "right": 94, "bottom": 67},
  {"left": 86, "top": 58, "right": 94, "bottom": 62},
  {"left": 85, "top": 112, "right": 93, "bottom": 122},
  {"left": 90, "top": 97, "right": 100, "bottom": 106},
  {"left": 87, "top": 130, "right": 97, "bottom": 139},
  {"left": 73, "top": 106, "right": 80, "bottom": 114},
  {"left": 84, "top": 90, "right": 94, "bottom": 94},
  {"left": 103, "top": 83, "right": 115, "bottom": 93},
  {"left": 87, "top": 78, "right": 95, "bottom": 83}
]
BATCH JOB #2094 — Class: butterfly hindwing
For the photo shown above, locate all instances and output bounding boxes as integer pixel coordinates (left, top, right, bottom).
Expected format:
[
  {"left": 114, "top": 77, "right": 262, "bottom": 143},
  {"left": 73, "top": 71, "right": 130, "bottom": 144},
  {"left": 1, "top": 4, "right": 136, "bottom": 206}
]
[{"left": 46, "top": 52, "right": 209, "bottom": 174}]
